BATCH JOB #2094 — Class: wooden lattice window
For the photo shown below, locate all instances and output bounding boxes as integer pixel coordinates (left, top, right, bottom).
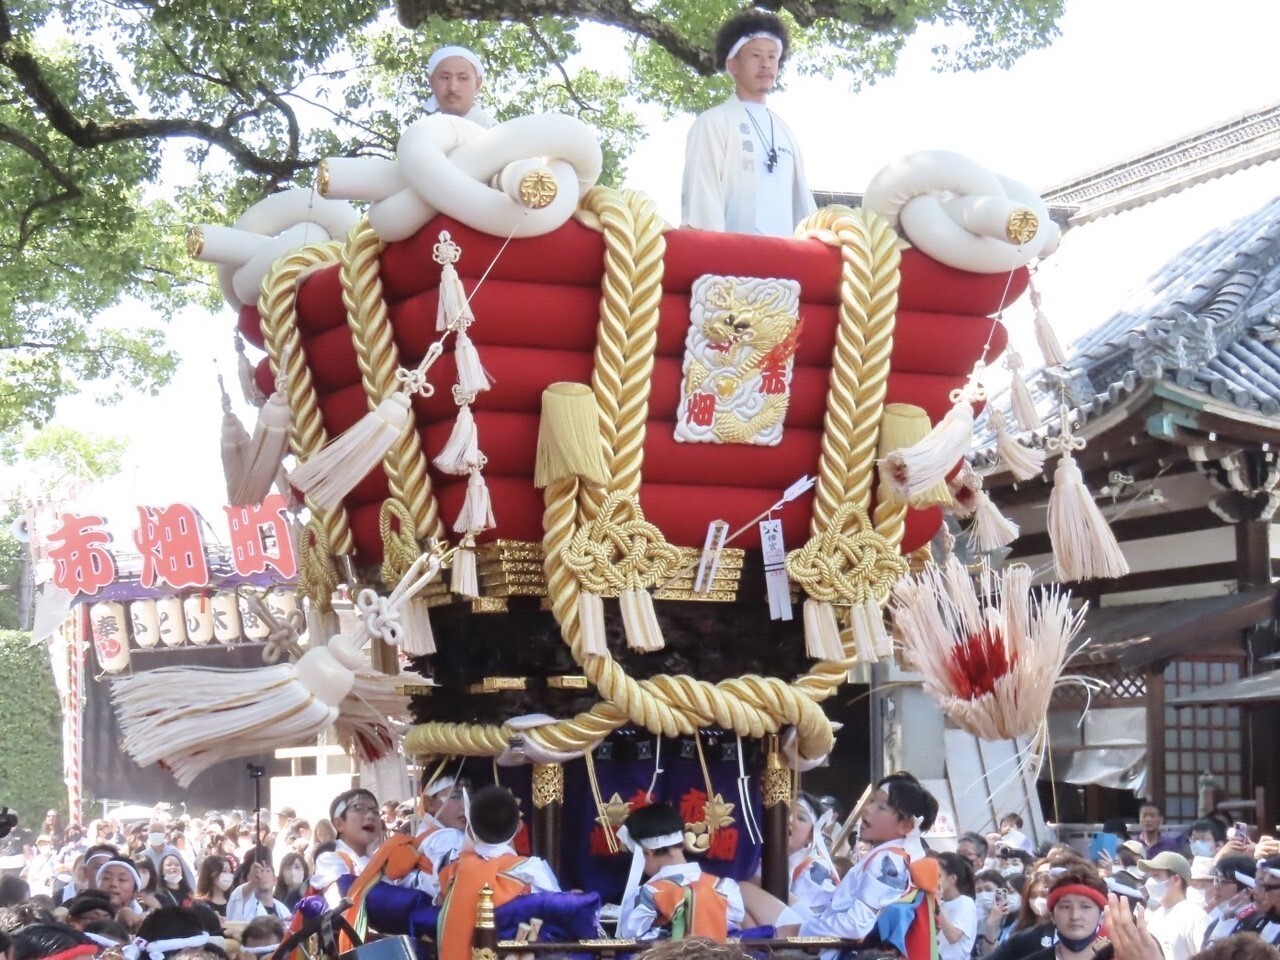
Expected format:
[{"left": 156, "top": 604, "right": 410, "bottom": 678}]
[
  {"left": 1164, "top": 657, "right": 1244, "bottom": 820},
  {"left": 1051, "top": 663, "right": 1147, "bottom": 709}
]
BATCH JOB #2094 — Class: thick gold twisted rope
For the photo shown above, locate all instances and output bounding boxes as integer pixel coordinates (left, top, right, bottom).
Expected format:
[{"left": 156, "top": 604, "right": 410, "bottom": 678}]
[
  {"left": 340, "top": 217, "right": 445, "bottom": 572},
  {"left": 258, "top": 242, "right": 353, "bottom": 606}
]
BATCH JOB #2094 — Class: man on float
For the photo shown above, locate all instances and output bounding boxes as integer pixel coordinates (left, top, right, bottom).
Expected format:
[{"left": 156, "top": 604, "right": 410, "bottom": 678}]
[
  {"left": 681, "top": 10, "right": 815, "bottom": 236},
  {"left": 412, "top": 773, "right": 467, "bottom": 898},
  {"left": 426, "top": 45, "right": 497, "bottom": 128}
]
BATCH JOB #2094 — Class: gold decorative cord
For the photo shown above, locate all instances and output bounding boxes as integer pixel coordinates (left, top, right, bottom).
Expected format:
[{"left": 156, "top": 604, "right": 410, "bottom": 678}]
[
  {"left": 560, "top": 491, "right": 685, "bottom": 594},
  {"left": 340, "top": 217, "right": 445, "bottom": 581},
  {"left": 258, "top": 242, "right": 352, "bottom": 607},
  {"left": 786, "top": 503, "right": 908, "bottom": 605}
]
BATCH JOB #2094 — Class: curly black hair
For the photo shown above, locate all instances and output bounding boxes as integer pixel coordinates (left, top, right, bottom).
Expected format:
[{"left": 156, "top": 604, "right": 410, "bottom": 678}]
[{"left": 714, "top": 9, "right": 790, "bottom": 68}]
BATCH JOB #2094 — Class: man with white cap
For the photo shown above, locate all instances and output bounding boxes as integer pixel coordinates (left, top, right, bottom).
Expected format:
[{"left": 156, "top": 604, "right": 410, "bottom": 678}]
[
  {"left": 426, "top": 45, "right": 496, "bottom": 128},
  {"left": 681, "top": 9, "right": 815, "bottom": 236}
]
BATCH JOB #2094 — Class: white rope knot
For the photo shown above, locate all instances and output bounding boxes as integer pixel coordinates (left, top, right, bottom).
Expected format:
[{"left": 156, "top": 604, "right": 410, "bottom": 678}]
[
  {"left": 1045, "top": 404, "right": 1087, "bottom": 455},
  {"left": 122, "top": 933, "right": 212, "bottom": 960},
  {"left": 355, "top": 588, "right": 403, "bottom": 645},
  {"left": 433, "top": 231, "right": 463, "bottom": 266},
  {"left": 949, "top": 361, "right": 988, "bottom": 405}
]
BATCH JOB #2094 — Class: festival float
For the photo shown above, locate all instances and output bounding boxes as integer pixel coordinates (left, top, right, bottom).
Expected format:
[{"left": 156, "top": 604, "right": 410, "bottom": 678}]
[{"left": 90, "top": 111, "right": 1131, "bottom": 952}]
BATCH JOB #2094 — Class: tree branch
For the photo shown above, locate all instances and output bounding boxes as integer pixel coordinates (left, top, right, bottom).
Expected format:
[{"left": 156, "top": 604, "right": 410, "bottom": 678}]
[
  {"left": 0, "top": 122, "right": 83, "bottom": 249},
  {"left": 526, "top": 23, "right": 594, "bottom": 113}
]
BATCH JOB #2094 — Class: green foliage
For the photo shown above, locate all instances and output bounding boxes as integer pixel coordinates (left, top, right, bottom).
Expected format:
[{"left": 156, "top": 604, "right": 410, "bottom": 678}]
[
  {"left": 17, "top": 424, "right": 128, "bottom": 478},
  {"left": 0, "top": 0, "right": 1063, "bottom": 431},
  {"left": 0, "top": 630, "right": 64, "bottom": 825}
]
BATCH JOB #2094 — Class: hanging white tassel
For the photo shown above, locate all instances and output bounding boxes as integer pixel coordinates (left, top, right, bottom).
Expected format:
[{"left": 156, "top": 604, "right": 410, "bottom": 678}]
[
  {"left": 1031, "top": 285, "right": 1068, "bottom": 367},
  {"left": 453, "top": 469, "right": 495, "bottom": 534},
  {"left": 396, "top": 596, "right": 437, "bottom": 656},
  {"left": 437, "top": 252, "right": 474, "bottom": 332},
  {"left": 619, "top": 588, "right": 664, "bottom": 652},
  {"left": 235, "top": 333, "right": 266, "bottom": 406},
  {"left": 291, "top": 393, "right": 411, "bottom": 511},
  {"left": 947, "top": 465, "right": 981, "bottom": 519},
  {"left": 846, "top": 600, "right": 879, "bottom": 663},
  {"left": 219, "top": 376, "right": 252, "bottom": 503},
  {"left": 802, "top": 599, "right": 844, "bottom": 661},
  {"left": 1047, "top": 451, "right": 1129, "bottom": 581},
  {"left": 577, "top": 591, "right": 609, "bottom": 657},
  {"left": 453, "top": 327, "right": 491, "bottom": 396},
  {"left": 969, "top": 491, "right": 1019, "bottom": 552},
  {"left": 450, "top": 541, "right": 479, "bottom": 598},
  {"left": 1010, "top": 372, "right": 1040, "bottom": 433},
  {"left": 879, "top": 366, "right": 985, "bottom": 507},
  {"left": 433, "top": 404, "right": 483, "bottom": 476},
  {"left": 232, "top": 388, "right": 292, "bottom": 506},
  {"left": 863, "top": 597, "right": 894, "bottom": 660},
  {"left": 990, "top": 409, "right": 1046, "bottom": 482}
]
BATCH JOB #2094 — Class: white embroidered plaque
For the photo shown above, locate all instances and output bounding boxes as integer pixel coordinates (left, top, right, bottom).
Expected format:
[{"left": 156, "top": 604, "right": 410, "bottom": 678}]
[{"left": 674, "top": 274, "right": 802, "bottom": 446}]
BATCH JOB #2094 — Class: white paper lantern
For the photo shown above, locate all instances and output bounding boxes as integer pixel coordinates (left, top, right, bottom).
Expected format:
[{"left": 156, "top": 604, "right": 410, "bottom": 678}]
[
  {"left": 156, "top": 596, "right": 187, "bottom": 646},
  {"left": 183, "top": 594, "right": 215, "bottom": 645},
  {"left": 211, "top": 592, "right": 241, "bottom": 644},
  {"left": 238, "top": 590, "right": 270, "bottom": 641},
  {"left": 90, "top": 601, "right": 131, "bottom": 673},
  {"left": 128, "top": 599, "right": 160, "bottom": 649}
]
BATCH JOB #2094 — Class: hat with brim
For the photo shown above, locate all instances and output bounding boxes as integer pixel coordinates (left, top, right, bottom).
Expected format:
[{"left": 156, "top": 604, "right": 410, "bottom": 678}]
[
  {"left": 1138, "top": 850, "right": 1191, "bottom": 882},
  {"left": 1120, "top": 840, "right": 1145, "bottom": 857},
  {"left": 1190, "top": 855, "right": 1216, "bottom": 880}
]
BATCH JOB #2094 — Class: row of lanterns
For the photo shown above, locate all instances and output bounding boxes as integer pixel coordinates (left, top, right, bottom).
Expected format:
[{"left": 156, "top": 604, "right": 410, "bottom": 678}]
[{"left": 88, "top": 588, "right": 299, "bottom": 673}]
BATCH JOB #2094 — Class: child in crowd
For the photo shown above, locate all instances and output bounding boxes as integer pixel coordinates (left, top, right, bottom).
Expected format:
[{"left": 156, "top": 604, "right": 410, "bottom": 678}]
[
  {"left": 616, "top": 803, "right": 744, "bottom": 941},
  {"left": 435, "top": 785, "right": 559, "bottom": 960},
  {"left": 800, "top": 771, "right": 938, "bottom": 943}
]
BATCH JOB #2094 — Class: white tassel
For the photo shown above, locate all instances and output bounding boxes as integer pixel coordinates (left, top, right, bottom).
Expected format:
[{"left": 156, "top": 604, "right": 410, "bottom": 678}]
[
  {"left": 1010, "top": 373, "right": 1041, "bottom": 433},
  {"left": 453, "top": 469, "right": 495, "bottom": 534},
  {"left": 219, "top": 377, "right": 252, "bottom": 503},
  {"left": 291, "top": 393, "right": 411, "bottom": 511},
  {"left": 396, "top": 596, "right": 437, "bottom": 656},
  {"left": 847, "top": 601, "right": 879, "bottom": 664},
  {"left": 947, "top": 465, "right": 982, "bottom": 519},
  {"left": 235, "top": 334, "right": 266, "bottom": 406},
  {"left": 864, "top": 597, "right": 894, "bottom": 659},
  {"left": 450, "top": 543, "right": 478, "bottom": 598},
  {"left": 1047, "top": 453, "right": 1129, "bottom": 581},
  {"left": 996, "top": 428, "right": 1047, "bottom": 482},
  {"left": 619, "top": 588, "right": 664, "bottom": 652},
  {"left": 232, "top": 389, "right": 292, "bottom": 506},
  {"left": 337, "top": 664, "right": 433, "bottom": 763},
  {"left": 1031, "top": 284, "right": 1068, "bottom": 367},
  {"left": 802, "top": 599, "right": 844, "bottom": 661},
  {"left": 879, "top": 402, "right": 973, "bottom": 506},
  {"left": 969, "top": 491, "right": 1019, "bottom": 552},
  {"left": 433, "top": 404, "right": 483, "bottom": 476},
  {"left": 437, "top": 258, "right": 473, "bottom": 333},
  {"left": 453, "top": 327, "right": 491, "bottom": 396},
  {"left": 577, "top": 592, "right": 609, "bottom": 657}
]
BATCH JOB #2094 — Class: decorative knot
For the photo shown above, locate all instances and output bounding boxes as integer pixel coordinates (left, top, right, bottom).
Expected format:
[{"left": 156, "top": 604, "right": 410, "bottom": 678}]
[
  {"left": 786, "top": 503, "right": 908, "bottom": 604},
  {"left": 355, "top": 588, "right": 403, "bottom": 645},
  {"left": 1001, "top": 350, "right": 1025, "bottom": 374},
  {"left": 432, "top": 231, "right": 462, "bottom": 266},
  {"left": 1045, "top": 404, "right": 1086, "bottom": 456},
  {"left": 560, "top": 491, "right": 684, "bottom": 595},
  {"left": 949, "top": 360, "right": 988, "bottom": 405}
]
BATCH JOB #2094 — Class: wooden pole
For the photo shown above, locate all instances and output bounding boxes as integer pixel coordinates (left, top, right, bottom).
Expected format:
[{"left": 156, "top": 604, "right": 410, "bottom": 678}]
[
  {"left": 531, "top": 762, "right": 564, "bottom": 878},
  {"left": 760, "top": 734, "right": 791, "bottom": 900}
]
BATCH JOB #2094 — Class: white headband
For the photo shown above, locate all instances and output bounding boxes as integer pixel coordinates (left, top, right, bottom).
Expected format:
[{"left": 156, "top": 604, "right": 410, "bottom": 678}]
[
  {"left": 424, "top": 775, "right": 457, "bottom": 799},
  {"left": 427, "top": 45, "right": 484, "bottom": 81},
  {"left": 616, "top": 826, "right": 684, "bottom": 936},
  {"left": 726, "top": 32, "right": 783, "bottom": 66},
  {"left": 244, "top": 946, "right": 281, "bottom": 956},
  {"left": 1236, "top": 870, "right": 1257, "bottom": 889},
  {"left": 122, "top": 933, "right": 212, "bottom": 960},
  {"left": 96, "top": 859, "right": 143, "bottom": 890}
]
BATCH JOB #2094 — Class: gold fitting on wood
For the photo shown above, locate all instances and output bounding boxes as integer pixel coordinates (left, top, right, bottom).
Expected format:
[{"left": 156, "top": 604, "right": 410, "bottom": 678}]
[
  {"left": 546, "top": 675, "right": 589, "bottom": 690},
  {"left": 185, "top": 227, "right": 204, "bottom": 258},
  {"left": 531, "top": 761, "right": 565, "bottom": 808},
  {"left": 476, "top": 883, "right": 495, "bottom": 928},
  {"left": 470, "top": 596, "right": 509, "bottom": 614},
  {"left": 468, "top": 676, "right": 527, "bottom": 694},
  {"left": 316, "top": 159, "right": 331, "bottom": 198},
  {"left": 396, "top": 683, "right": 435, "bottom": 697}
]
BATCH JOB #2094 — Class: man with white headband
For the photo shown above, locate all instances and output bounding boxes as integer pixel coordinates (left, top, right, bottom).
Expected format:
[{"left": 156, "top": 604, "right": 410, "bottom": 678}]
[
  {"left": 426, "top": 45, "right": 496, "bottom": 128},
  {"left": 787, "top": 792, "right": 840, "bottom": 919},
  {"left": 411, "top": 772, "right": 467, "bottom": 898},
  {"left": 434, "top": 785, "right": 559, "bottom": 960},
  {"left": 681, "top": 9, "right": 815, "bottom": 236},
  {"left": 1239, "top": 854, "right": 1280, "bottom": 945}
]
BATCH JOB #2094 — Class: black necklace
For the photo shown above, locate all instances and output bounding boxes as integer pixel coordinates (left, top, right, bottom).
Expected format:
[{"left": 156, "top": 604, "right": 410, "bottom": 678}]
[{"left": 745, "top": 106, "right": 778, "bottom": 172}]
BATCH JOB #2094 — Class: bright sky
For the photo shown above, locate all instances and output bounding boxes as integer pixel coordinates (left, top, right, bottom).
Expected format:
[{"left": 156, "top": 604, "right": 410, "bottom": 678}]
[{"left": 36, "top": 0, "right": 1280, "bottom": 539}]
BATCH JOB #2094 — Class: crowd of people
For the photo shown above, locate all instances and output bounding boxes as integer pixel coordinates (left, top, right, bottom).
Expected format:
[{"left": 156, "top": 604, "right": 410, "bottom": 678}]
[{"left": 1, "top": 778, "right": 1278, "bottom": 960}]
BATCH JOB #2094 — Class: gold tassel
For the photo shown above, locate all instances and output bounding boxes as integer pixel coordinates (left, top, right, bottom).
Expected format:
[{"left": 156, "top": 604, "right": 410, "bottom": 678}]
[
  {"left": 453, "top": 328, "right": 491, "bottom": 396},
  {"left": 1047, "top": 451, "right": 1129, "bottom": 581},
  {"left": 802, "top": 598, "right": 844, "bottom": 660},
  {"left": 290, "top": 393, "right": 411, "bottom": 512},
  {"left": 969, "top": 490, "right": 1019, "bottom": 552},
  {"left": 576, "top": 591, "right": 609, "bottom": 657},
  {"left": 1031, "top": 284, "right": 1067, "bottom": 367},
  {"left": 433, "top": 403, "right": 482, "bottom": 476},
  {"left": 877, "top": 403, "right": 952, "bottom": 506},
  {"left": 219, "top": 376, "right": 251, "bottom": 503},
  {"left": 453, "top": 469, "right": 495, "bottom": 534},
  {"left": 535, "top": 383, "right": 608, "bottom": 488},
  {"left": 397, "top": 596, "right": 436, "bottom": 656},
  {"left": 450, "top": 540, "right": 479, "bottom": 598},
  {"left": 619, "top": 588, "right": 664, "bottom": 652}
]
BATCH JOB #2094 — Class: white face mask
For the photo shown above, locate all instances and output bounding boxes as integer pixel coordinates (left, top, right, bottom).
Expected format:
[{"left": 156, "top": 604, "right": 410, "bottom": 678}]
[
  {"left": 1006, "top": 892, "right": 1022, "bottom": 914},
  {"left": 285, "top": 867, "right": 306, "bottom": 886},
  {"left": 1031, "top": 896, "right": 1049, "bottom": 917},
  {"left": 976, "top": 891, "right": 997, "bottom": 912},
  {"left": 148, "top": 832, "right": 165, "bottom": 847},
  {"left": 1145, "top": 877, "right": 1170, "bottom": 901},
  {"left": 1187, "top": 886, "right": 1207, "bottom": 909},
  {"left": 1190, "top": 840, "right": 1215, "bottom": 858},
  {"left": 217, "top": 872, "right": 235, "bottom": 891}
]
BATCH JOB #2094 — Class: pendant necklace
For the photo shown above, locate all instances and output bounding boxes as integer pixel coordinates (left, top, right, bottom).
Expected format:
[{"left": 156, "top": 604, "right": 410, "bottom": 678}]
[{"left": 745, "top": 107, "right": 778, "bottom": 172}]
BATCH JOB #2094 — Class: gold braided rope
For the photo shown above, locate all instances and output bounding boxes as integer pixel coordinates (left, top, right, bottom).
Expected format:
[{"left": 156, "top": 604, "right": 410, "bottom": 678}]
[
  {"left": 404, "top": 198, "right": 905, "bottom": 757},
  {"left": 340, "top": 217, "right": 445, "bottom": 575},
  {"left": 786, "top": 503, "right": 907, "bottom": 605},
  {"left": 258, "top": 242, "right": 353, "bottom": 606},
  {"left": 379, "top": 499, "right": 422, "bottom": 587}
]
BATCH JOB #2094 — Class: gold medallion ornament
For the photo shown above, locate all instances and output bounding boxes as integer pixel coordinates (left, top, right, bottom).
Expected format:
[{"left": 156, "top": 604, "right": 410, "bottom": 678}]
[
  {"left": 1005, "top": 209, "right": 1039, "bottom": 244},
  {"left": 519, "top": 169, "right": 559, "bottom": 209}
]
